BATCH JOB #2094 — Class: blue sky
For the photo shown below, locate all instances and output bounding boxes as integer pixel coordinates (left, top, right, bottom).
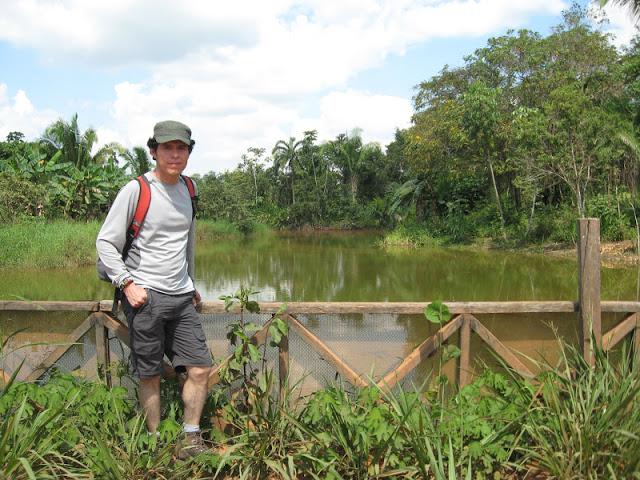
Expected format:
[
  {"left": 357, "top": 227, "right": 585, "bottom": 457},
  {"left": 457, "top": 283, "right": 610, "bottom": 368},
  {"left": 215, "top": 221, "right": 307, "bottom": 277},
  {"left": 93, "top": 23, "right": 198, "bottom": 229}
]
[{"left": 0, "top": 0, "right": 636, "bottom": 174}]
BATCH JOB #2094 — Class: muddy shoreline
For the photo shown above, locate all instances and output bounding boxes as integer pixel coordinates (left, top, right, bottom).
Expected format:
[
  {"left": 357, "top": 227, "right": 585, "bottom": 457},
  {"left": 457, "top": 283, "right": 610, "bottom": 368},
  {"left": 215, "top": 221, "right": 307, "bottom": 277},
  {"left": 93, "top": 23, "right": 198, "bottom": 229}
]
[{"left": 539, "top": 240, "right": 639, "bottom": 268}]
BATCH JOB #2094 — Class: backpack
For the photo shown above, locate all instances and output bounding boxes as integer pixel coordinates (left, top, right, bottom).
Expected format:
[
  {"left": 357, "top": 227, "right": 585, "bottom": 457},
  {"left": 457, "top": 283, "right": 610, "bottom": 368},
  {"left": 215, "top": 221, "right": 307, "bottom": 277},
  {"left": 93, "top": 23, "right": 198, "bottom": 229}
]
[{"left": 97, "top": 174, "right": 197, "bottom": 307}]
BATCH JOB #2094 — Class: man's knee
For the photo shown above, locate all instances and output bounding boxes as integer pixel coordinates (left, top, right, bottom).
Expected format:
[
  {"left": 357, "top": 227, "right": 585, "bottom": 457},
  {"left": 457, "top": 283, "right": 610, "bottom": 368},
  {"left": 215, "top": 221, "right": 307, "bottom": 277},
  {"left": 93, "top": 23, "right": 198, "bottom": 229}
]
[
  {"left": 139, "top": 375, "right": 161, "bottom": 388},
  {"left": 186, "top": 365, "right": 211, "bottom": 384}
]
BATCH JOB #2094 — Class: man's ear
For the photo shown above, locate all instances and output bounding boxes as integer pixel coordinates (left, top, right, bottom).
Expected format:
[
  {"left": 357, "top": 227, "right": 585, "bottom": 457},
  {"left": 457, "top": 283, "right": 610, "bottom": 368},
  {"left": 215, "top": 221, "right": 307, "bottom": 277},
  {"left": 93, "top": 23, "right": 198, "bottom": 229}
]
[{"left": 149, "top": 148, "right": 157, "bottom": 160}]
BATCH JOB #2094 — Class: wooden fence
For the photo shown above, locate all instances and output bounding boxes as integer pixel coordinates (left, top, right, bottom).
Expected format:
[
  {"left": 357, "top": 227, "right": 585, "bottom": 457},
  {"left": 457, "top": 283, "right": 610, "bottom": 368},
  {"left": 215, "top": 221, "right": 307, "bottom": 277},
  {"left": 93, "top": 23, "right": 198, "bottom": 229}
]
[{"left": 1, "top": 219, "right": 639, "bottom": 393}]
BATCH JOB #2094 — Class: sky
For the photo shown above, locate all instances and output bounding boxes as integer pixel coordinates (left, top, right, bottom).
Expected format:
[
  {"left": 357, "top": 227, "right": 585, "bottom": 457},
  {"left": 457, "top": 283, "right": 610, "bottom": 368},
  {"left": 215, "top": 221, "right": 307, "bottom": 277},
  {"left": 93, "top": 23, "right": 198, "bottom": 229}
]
[{"left": 0, "top": 0, "right": 638, "bottom": 175}]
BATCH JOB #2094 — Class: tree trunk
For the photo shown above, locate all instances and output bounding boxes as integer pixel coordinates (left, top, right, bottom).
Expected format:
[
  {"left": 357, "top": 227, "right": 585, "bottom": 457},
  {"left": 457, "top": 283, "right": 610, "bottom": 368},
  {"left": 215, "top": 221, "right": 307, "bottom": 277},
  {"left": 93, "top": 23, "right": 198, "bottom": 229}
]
[
  {"left": 526, "top": 189, "right": 537, "bottom": 238},
  {"left": 575, "top": 183, "right": 584, "bottom": 218},
  {"left": 253, "top": 168, "right": 258, "bottom": 207},
  {"left": 488, "top": 157, "right": 507, "bottom": 241},
  {"left": 350, "top": 176, "right": 357, "bottom": 204}
]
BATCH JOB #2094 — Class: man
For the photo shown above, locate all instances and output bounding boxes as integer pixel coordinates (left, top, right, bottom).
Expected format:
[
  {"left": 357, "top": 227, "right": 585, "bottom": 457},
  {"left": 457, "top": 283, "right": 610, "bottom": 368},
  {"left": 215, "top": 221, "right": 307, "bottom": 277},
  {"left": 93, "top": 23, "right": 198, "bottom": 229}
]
[{"left": 96, "top": 120, "right": 212, "bottom": 459}]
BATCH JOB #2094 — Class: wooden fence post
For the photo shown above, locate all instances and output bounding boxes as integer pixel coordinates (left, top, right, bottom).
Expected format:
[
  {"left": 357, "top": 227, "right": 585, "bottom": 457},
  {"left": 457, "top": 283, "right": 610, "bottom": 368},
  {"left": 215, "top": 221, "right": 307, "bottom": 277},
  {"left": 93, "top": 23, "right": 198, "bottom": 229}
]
[
  {"left": 634, "top": 316, "right": 640, "bottom": 365},
  {"left": 279, "top": 333, "right": 289, "bottom": 405},
  {"left": 577, "top": 218, "right": 601, "bottom": 366},
  {"left": 458, "top": 315, "right": 471, "bottom": 388},
  {"left": 94, "top": 314, "right": 112, "bottom": 388}
]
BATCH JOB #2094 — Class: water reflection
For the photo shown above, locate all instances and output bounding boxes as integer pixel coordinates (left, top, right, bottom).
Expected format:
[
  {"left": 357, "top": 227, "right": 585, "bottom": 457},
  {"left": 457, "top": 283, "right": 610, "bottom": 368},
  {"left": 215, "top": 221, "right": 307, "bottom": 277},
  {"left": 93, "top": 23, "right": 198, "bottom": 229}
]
[
  {"left": 195, "top": 232, "right": 638, "bottom": 302},
  {"left": 0, "top": 231, "right": 637, "bottom": 302}
]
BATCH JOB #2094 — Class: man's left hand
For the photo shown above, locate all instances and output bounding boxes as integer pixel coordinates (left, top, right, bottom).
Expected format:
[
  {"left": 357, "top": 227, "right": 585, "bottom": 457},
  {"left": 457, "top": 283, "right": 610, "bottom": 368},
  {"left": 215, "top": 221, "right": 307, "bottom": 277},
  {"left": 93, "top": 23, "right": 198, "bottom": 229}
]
[{"left": 193, "top": 289, "right": 202, "bottom": 310}]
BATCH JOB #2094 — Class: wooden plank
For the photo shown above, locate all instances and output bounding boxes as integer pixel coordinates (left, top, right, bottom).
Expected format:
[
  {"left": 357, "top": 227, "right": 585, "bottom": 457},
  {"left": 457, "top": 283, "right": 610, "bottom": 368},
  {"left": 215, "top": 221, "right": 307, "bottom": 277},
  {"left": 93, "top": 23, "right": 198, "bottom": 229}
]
[
  {"left": 459, "top": 315, "right": 472, "bottom": 388},
  {"left": 602, "top": 313, "right": 638, "bottom": 352},
  {"left": 578, "top": 218, "right": 601, "bottom": 366},
  {"left": 102, "top": 299, "right": 640, "bottom": 315},
  {"left": 26, "top": 313, "right": 97, "bottom": 381},
  {"left": 0, "top": 301, "right": 99, "bottom": 312},
  {"left": 95, "top": 312, "right": 130, "bottom": 346},
  {"left": 207, "top": 318, "right": 273, "bottom": 389},
  {"left": 286, "top": 314, "right": 368, "bottom": 388},
  {"left": 95, "top": 312, "right": 175, "bottom": 379},
  {"left": 196, "top": 301, "right": 578, "bottom": 315},
  {"left": 602, "top": 302, "right": 640, "bottom": 313},
  {"left": 94, "top": 317, "right": 112, "bottom": 388},
  {"left": 378, "top": 315, "right": 464, "bottom": 390},
  {"left": 468, "top": 315, "right": 534, "bottom": 378},
  {"left": 279, "top": 333, "right": 289, "bottom": 405}
]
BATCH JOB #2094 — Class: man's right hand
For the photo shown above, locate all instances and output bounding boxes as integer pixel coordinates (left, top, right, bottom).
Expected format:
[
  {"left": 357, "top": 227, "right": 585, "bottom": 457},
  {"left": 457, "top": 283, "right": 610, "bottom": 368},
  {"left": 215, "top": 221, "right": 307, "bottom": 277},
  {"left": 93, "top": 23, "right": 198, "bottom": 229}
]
[{"left": 123, "top": 282, "right": 148, "bottom": 308}]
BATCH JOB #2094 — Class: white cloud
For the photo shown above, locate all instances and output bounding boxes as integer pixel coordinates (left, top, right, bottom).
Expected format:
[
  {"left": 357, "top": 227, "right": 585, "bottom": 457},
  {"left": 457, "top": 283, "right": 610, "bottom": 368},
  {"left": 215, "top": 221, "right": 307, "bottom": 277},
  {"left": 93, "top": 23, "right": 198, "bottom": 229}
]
[
  {"left": 0, "top": 0, "right": 566, "bottom": 73},
  {"left": 0, "top": 0, "right": 286, "bottom": 66},
  {"left": 598, "top": 1, "right": 639, "bottom": 48},
  {"left": 311, "top": 90, "right": 413, "bottom": 145},
  {"left": 0, "top": 85, "right": 58, "bottom": 141}
]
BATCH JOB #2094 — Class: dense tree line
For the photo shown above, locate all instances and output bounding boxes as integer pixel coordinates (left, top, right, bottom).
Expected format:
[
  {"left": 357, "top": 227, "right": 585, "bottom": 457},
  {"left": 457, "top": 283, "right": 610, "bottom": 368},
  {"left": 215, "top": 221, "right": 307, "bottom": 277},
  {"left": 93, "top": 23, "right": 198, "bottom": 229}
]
[
  {"left": 1, "top": 5, "right": 639, "bottom": 244},
  {"left": 399, "top": 4, "right": 640, "bottom": 243}
]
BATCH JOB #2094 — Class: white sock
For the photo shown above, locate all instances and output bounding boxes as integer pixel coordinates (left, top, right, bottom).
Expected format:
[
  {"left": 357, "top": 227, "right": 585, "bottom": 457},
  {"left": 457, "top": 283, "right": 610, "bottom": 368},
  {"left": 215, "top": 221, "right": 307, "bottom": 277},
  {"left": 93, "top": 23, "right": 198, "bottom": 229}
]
[
  {"left": 183, "top": 423, "right": 200, "bottom": 433},
  {"left": 147, "top": 431, "right": 160, "bottom": 437}
]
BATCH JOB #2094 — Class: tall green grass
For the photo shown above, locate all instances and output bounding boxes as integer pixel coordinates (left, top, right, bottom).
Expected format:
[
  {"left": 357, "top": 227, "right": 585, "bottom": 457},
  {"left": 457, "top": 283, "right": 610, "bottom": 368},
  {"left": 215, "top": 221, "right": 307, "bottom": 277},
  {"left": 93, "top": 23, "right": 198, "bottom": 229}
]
[
  {"left": 0, "top": 220, "right": 101, "bottom": 269},
  {"left": 196, "top": 219, "right": 273, "bottom": 241},
  {"left": 379, "top": 223, "right": 442, "bottom": 248},
  {"left": 0, "top": 219, "right": 265, "bottom": 269},
  {"left": 517, "top": 342, "right": 640, "bottom": 479},
  {"left": 1, "top": 335, "right": 640, "bottom": 478},
  {"left": 196, "top": 219, "right": 240, "bottom": 241}
]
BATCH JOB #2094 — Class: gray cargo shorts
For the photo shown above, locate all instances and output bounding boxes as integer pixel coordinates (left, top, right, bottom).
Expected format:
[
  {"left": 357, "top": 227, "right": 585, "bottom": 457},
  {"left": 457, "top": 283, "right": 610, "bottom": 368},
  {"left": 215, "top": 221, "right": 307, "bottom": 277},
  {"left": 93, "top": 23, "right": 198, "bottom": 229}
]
[{"left": 122, "top": 289, "right": 212, "bottom": 378}]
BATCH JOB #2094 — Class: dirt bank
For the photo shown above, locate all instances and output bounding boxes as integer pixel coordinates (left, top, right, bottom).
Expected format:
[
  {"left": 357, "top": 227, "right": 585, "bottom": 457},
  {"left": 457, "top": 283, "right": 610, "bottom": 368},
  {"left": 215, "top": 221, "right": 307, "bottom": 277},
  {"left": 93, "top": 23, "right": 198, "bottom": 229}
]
[{"left": 543, "top": 240, "right": 639, "bottom": 268}]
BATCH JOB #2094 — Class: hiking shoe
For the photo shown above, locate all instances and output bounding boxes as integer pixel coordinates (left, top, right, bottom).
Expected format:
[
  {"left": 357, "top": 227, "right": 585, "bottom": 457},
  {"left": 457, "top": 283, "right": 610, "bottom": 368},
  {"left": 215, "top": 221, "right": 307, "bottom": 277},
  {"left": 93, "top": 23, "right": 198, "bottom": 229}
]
[{"left": 175, "top": 431, "right": 209, "bottom": 460}]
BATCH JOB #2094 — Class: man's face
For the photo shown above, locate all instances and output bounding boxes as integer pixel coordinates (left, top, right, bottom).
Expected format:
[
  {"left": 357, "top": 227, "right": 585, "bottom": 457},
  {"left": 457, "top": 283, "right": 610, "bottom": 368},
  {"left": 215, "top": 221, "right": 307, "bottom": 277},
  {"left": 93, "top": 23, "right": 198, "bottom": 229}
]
[{"left": 151, "top": 140, "right": 190, "bottom": 180}]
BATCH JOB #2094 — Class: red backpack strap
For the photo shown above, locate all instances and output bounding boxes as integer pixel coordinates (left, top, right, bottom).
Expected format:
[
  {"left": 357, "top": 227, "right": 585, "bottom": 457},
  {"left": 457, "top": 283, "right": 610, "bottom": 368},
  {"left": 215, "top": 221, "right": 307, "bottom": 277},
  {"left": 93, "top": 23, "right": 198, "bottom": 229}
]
[
  {"left": 127, "top": 175, "right": 152, "bottom": 241},
  {"left": 181, "top": 174, "right": 198, "bottom": 218}
]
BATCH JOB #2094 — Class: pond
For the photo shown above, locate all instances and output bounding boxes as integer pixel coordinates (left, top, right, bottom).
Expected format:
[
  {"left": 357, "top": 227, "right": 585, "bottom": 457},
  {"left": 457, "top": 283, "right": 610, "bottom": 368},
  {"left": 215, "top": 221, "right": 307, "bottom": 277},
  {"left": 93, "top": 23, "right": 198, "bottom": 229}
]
[{"left": 1, "top": 231, "right": 638, "bottom": 383}]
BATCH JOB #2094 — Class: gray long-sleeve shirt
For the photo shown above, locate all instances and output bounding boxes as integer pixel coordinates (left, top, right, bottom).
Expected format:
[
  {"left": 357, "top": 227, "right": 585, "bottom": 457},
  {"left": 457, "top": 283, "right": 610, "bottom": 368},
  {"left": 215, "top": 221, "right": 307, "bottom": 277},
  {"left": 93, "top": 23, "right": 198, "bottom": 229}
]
[{"left": 96, "top": 172, "right": 196, "bottom": 295}]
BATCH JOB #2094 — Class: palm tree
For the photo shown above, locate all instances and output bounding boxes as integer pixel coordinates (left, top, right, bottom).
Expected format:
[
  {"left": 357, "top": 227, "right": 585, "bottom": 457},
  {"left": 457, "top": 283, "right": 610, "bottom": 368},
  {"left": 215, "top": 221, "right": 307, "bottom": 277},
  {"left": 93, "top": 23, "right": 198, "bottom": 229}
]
[
  {"left": 389, "top": 178, "right": 427, "bottom": 220},
  {"left": 330, "top": 129, "right": 380, "bottom": 204},
  {"left": 41, "top": 113, "right": 120, "bottom": 169},
  {"left": 600, "top": 0, "right": 640, "bottom": 18},
  {"left": 122, "top": 146, "right": 152, "bottom": 176},
  {"left": 272, "top": 136, "right": 304, "bottom": 205}
]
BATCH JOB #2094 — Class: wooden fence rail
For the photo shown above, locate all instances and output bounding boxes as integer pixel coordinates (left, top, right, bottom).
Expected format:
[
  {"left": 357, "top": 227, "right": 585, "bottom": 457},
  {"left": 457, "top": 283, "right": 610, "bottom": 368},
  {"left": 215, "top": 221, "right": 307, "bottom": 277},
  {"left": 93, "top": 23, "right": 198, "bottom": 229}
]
[{"left": 2, "top": 218, "right": 640, "bottom": 395}]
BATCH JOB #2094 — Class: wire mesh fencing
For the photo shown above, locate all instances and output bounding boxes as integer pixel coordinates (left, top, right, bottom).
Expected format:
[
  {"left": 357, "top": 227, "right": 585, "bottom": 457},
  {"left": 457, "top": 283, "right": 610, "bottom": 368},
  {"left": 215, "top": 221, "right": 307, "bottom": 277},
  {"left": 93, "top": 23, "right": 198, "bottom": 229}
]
[{"left": 1, "top": 306, "right": 636, "bottom": 398}]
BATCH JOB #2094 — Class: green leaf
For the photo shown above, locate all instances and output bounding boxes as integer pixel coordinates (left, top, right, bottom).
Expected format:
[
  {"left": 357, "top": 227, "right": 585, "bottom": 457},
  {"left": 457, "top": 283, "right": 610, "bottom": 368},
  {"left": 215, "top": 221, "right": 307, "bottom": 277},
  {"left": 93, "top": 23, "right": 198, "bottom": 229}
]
[
  {"left": 442, "top": 344, "right": 461, "bottom": 362},
  {"left": 228, "top": 359, "right": 241, "bottom": 372},
  {"left": 424, "top": 301, "right": 451, "bottom": 325},
  {"left": 274, "top": 318, "right": 289, "bottom": 335},
  {"left": 269, "top": 324, "right": 282, "bottom": 346},
  {"left": 247, "top": 343, "right": 260, "bottom": 362},
  {"left": 258, "top": 374, "right": 268, "bottom": 394},
  {"left": 244, "top": 322, "right": 262, "bottom": 332},
  {"left": 245, "top": 300, "right": 260, "bottom": 313}
]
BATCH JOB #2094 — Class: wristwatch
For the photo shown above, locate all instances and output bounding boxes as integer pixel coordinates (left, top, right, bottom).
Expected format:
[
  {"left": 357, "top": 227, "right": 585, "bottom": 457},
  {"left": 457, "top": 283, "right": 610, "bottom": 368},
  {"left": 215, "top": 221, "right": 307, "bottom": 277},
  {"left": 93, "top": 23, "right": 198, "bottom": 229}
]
[{"left": 119, "top": 278, "right": 134, "bottom": 290}]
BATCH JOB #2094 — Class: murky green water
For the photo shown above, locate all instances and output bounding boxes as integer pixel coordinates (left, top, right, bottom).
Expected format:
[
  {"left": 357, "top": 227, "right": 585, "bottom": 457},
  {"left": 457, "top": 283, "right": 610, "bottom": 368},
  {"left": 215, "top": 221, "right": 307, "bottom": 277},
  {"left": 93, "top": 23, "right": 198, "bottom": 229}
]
[
  {"left": 1, "top": 232, "right": 637, "bottom": 382},
  {"left": 0, "top": 231, "right": 637, "bottom": 302}
]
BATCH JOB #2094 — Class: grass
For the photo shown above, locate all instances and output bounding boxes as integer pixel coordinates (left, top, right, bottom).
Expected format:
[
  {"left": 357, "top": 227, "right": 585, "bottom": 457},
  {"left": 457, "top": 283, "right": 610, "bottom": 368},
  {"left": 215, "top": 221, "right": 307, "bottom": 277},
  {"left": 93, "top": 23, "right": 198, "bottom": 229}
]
[
  {"left": 196, "top": 219, "right": 273, "bottom": 242},
  {"left": 379, "top": 224, "right": 442, "bottom": 248},
  {"left": 196, "top": 219, "right": 241, "bottom": 242},
  {"left": 0, "top": 219, "right": 101, "bottom": 269},
  {"left": 0, "top": 219, "right": 262, "bottom": 269},
  {"left": 3, "top": 338, "right": 638, "bottom": 478},
  {"left": 517, "top": 343, "right": 640, "bottom": 479}
]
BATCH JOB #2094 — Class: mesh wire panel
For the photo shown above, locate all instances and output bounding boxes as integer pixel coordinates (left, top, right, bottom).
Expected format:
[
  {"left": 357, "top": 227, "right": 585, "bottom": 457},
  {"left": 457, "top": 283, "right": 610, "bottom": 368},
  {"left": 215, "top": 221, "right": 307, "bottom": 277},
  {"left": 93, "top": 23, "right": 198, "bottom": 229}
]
[
  {"left": 0, "top": 311, "right": 94, "bottom": 382},
  {"left": 2, "top": 308, "right": 595, "bottom": 395}
]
